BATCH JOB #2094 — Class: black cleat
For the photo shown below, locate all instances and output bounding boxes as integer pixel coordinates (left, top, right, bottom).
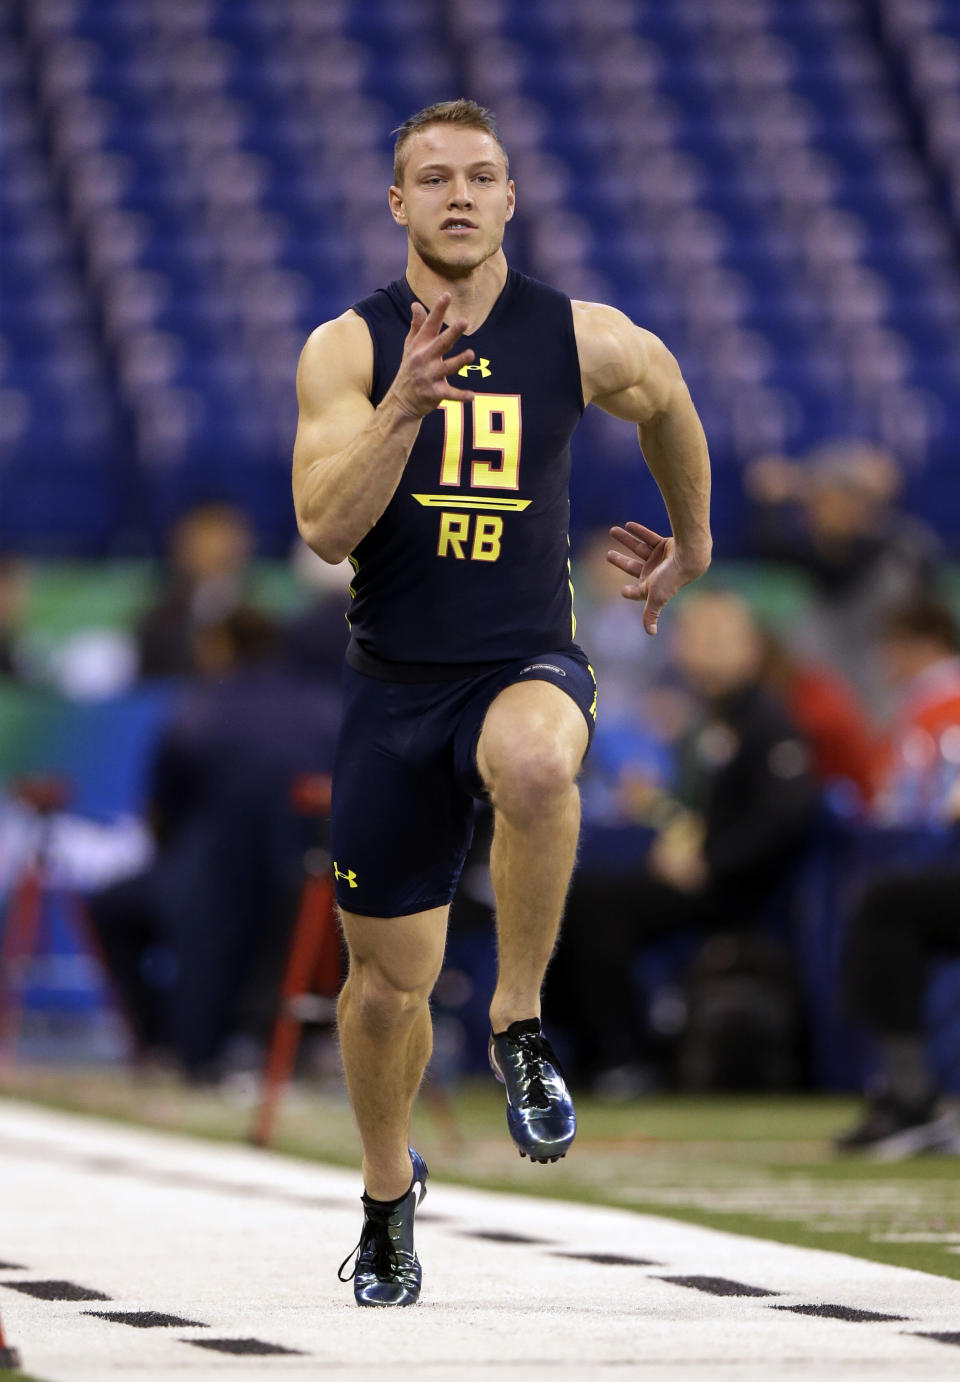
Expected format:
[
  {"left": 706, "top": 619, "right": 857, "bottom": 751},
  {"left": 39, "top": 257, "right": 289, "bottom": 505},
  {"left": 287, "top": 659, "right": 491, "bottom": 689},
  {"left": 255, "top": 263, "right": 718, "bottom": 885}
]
[
  {"left": 834, "top": 1094, "right": 960, "bottom": 1160},
  {"left": 338, "top": 1149, "right": 428, "bottom": 1306},
  {"left": 489, "top": 1019, "right": 576, "bottom": 1163}
]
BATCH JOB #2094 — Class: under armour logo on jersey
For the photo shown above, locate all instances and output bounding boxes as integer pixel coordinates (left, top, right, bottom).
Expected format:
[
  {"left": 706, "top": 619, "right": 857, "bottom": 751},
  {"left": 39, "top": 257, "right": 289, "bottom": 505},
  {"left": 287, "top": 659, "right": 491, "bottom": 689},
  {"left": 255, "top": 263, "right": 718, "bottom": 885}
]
[
  {"left": 333, "top": 862, "right": 358, "bottom": 888},
  {"left": 458, "top": 358, "right": 492, "bottom": 377}
]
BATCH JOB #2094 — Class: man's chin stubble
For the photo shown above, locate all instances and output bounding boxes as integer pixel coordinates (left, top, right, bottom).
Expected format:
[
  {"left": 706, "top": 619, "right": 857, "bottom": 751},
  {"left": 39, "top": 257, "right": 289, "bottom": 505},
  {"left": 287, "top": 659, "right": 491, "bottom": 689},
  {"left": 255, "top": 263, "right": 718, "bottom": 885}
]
[{"left": 414, "top": 238, "right": 499, "bottom": 280}]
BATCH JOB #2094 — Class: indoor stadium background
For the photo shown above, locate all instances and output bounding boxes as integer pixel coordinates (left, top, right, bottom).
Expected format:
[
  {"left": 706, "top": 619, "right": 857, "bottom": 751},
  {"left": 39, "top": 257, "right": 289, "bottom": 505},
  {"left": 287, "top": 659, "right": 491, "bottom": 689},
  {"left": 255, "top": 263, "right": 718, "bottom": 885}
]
[{"left": 3, "top": 0, "right": 960, "bottom": 1158}]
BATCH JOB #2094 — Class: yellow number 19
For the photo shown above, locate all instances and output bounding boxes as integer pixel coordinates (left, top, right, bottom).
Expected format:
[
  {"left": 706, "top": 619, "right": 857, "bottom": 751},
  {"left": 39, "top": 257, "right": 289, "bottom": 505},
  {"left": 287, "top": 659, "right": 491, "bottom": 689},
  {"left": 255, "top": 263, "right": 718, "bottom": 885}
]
[{"left": 438, "top": 395, "right": 522, "bottom": 490}]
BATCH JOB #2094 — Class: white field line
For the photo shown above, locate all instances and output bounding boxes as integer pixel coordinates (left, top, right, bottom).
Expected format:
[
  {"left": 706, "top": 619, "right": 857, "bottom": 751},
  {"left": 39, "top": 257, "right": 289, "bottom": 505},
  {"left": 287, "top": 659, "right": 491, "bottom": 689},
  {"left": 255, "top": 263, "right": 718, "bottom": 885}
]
[{"left": 0, "top": 1098, "right": 959, "bottom": 1382}]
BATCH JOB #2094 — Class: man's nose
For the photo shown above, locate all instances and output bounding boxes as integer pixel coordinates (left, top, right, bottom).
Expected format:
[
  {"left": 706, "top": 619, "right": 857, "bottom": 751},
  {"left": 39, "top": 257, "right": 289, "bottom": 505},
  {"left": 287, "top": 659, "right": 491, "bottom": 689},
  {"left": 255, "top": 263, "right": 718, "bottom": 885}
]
[{"left": 448, "top": 179, "right": 473, "bottom": 206}]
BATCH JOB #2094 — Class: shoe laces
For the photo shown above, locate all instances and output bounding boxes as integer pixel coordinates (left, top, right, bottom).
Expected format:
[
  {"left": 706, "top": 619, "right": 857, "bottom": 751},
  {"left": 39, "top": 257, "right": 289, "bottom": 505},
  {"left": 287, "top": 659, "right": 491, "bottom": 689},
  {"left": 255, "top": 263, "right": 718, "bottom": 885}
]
[
  {"left": 513, "top": 1029, "right": 562, "bottom": 1111},
  {"left": 337, "top": 1201, "right": 400, "bottom": 1283}
]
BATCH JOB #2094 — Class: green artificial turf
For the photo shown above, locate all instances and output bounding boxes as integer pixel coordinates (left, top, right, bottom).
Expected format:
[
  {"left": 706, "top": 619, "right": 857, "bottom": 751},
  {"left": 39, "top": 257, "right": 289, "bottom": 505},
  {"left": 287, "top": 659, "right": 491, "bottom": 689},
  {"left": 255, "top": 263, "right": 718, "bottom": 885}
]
[{"left": 3, "top": 1070, "right": 960, "bottom": 1282}]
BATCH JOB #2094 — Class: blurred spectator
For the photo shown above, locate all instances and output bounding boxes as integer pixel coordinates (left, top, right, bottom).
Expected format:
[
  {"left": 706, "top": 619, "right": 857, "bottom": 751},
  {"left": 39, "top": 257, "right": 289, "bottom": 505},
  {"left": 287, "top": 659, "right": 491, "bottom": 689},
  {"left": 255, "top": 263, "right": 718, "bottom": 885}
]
[
  {"left": 837, "top": 600, "right": 960, "bottom": 1156},
  {"left": 870, "top": 601, "right": 960, "bottom": 827},
  {"left": 0, "top": 557, "right": 31, "bottom": 683},
  {"left": 551, "top": 590, "right": 820, "bottom": 1095},
  {"left": 760, "top": 631, "right": 877, "bottom": 809},
  {"left": 137, "top": 504, "right": 255, "bottom": 679},
  {"left": 283, "top": 540, "right": 351, "bottom": 687},
  {"left": 745, "top": 442, "right": 941, "bottom": 717},
  {"left": 89, "top": 605, "right": 340, "bottom": 1081}
]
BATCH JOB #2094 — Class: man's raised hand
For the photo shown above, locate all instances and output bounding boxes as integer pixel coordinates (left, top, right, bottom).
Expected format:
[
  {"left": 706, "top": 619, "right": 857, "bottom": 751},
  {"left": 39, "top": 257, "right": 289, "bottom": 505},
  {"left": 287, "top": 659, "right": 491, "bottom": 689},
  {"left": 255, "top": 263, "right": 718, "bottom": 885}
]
[{"left": 389, "top": 292, "right": 477, "bottom": 419}]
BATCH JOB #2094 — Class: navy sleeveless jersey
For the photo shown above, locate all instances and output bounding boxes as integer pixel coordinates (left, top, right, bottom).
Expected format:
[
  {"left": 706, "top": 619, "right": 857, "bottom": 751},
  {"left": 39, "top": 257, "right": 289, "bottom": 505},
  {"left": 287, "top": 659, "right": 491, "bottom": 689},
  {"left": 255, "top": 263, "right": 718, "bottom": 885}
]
[{"left": 346, "top": 270, "right": 584, "bottom": 671}]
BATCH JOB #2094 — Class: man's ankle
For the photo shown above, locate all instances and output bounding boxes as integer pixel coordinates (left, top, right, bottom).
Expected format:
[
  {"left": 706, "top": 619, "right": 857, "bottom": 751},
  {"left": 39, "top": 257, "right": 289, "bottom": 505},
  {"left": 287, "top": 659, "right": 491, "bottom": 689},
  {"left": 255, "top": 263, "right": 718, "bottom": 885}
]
[
  {"left": 490, "top": 1007, "right": 541, "bottom": 1035},
  {"left": 362, "top": 1156, "right": 412, "bottom": 1203}
]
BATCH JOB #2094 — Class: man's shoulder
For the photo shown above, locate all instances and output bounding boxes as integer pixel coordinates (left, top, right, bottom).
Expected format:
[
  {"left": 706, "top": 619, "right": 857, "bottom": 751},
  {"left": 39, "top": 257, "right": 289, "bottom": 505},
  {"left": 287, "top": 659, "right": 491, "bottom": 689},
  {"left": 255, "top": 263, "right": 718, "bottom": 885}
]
[
  {"left": 303, "top": 309, "right": 371, "bottom": 353},
  {"left": 350, "top": 278, "right": 409, "bottom": 328},
  {"left": 508, "top": 268, "right": 572, "bottom": 305},
  {"left": 297, "top": 311, "right": 374, "bottom": 398}
]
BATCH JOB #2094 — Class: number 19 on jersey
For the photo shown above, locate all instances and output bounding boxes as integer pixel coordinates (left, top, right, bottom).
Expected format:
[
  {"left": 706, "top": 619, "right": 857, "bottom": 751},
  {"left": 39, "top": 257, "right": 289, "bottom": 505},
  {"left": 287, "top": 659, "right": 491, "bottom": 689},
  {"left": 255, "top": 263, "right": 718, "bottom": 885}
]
[{"left": 413, "top": 395, "right": 527, "bottom": 564}]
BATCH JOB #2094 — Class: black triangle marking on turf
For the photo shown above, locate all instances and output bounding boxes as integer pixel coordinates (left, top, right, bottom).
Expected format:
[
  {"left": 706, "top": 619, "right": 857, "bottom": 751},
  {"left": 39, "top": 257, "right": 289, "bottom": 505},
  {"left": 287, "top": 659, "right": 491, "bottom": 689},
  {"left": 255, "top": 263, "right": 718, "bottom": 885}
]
[
  {"left": 912, "top": 1332, "right": 960, "bottom": 1348},
  {"left": 2, "top": 1280, "right": 111, "bottom": 1302},
  {"left": 184, "top": 1337, "right": 305, "bottom": 1356},
  {"left": 553, "top": 1251, "right": 662, "bottom": 1267},
  {"left": 774, "top": 1304, "right": 907, "bottom": 1323},
  {"left": 85, "top": 1310, "right": 209, "bottom": 1328},
  {"left": 657, "top": 1275, "right": 779, "bottom": 1298},
  {"left": 461, "top": 1230, "right": 553, "bottom": 1245}
]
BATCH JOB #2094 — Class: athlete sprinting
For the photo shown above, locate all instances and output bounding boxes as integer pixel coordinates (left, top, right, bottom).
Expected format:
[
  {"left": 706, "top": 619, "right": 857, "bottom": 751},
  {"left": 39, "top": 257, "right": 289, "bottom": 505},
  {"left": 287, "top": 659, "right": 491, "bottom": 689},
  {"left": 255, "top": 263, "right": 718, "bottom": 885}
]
[{"left": 292, "top": 100, "right": 712, "bottom": 1306}]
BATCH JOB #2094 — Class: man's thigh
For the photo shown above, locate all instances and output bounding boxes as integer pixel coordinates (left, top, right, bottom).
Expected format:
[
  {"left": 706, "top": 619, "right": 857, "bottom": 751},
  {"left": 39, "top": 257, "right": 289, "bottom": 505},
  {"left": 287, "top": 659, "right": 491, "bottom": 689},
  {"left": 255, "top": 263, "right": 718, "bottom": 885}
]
[
  {"left": 340, "top": 905, "right": 449, "bottom": 994},
  {"left": 331, "top": 667, "right": 477, "bottom": 918},
  {"left": 457, "top": 650, "right": 596, "bottom": 796}
]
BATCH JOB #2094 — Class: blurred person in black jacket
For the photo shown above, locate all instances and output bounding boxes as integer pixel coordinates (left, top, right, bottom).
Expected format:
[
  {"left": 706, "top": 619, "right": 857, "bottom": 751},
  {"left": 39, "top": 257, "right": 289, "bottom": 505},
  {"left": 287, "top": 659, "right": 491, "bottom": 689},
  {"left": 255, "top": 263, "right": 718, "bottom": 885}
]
[
  {"left": 137, "top": 503, "right": 255, "bottom": 679},
  {"left": 282, "top": 539, "right": 351, "bottom": 687},
  {"left": 550, "top": 590, "right": 820, "bottom": 1094},
  {"left": 90, "top": 606, "right": 341, "bottom": 1080},
  {"left": 745, "top": 441, "right": 940, "bottom": 719}
]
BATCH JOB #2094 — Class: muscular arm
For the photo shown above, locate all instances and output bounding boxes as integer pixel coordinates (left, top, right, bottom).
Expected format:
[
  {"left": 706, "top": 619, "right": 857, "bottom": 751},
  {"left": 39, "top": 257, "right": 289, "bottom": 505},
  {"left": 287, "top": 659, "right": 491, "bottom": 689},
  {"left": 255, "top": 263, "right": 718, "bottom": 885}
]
[
  {"left": 292, "top": 295, "right": 474, "bottom": 564},
  {"left": 574, "top": 301, "right": 711, "bottom": 561},
  {"left": 573, "top": 301, "right": 712, "bottom": 631}
]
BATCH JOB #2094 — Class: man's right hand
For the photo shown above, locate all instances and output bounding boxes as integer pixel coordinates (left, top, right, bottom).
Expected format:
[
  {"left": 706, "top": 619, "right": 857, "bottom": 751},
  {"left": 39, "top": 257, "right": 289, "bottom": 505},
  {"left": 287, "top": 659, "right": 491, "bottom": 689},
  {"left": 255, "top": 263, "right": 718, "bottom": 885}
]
[{"left": 387, "top": 292, "right": 477, "bottom": 419}]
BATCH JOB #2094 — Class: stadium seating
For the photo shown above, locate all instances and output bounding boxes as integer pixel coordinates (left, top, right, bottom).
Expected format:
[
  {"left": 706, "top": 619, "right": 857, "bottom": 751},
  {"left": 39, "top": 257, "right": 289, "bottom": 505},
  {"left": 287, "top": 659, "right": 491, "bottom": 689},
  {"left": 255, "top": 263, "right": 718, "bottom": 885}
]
[{"left": 4, "top": 0, "right": 960, "bottom": 555}]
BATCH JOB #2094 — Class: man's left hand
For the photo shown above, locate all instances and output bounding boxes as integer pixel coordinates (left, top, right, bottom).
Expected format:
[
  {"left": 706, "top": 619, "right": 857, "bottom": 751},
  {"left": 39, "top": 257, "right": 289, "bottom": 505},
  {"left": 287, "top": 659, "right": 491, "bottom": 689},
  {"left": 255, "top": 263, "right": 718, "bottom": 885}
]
[{"left": 607, "top": 521, "right": 710, "bottom": 635}]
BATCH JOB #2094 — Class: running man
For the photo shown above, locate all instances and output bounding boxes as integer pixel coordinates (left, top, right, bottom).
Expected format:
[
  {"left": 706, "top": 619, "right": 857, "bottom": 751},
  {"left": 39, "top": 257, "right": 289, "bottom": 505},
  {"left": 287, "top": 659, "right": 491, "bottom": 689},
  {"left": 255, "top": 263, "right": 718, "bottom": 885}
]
[{"left": 292, "top": 100, "right": 712, "bottom": 1306}]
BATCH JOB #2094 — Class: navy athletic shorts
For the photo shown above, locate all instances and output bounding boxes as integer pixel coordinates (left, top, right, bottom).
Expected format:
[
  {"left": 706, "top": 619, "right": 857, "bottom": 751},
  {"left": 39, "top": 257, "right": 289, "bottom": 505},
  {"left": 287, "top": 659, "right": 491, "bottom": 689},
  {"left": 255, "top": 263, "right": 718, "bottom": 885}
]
[{"left": 330, "top": 646, "right": 597, "bottom": 918}]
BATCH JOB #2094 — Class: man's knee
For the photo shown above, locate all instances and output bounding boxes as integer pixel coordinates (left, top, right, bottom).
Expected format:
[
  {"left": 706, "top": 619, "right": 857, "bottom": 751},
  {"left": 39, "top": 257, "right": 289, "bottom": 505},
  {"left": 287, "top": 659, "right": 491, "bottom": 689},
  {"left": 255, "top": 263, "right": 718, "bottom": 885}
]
[
  {"left": 477, "top": 681, "right": 587, "bottom": 823},
  {"left": 344, "top": 958, "right": 432, "bottom": 1037},
  {"left": 485, "top": 736, "right": 578, "bottom": 821}
]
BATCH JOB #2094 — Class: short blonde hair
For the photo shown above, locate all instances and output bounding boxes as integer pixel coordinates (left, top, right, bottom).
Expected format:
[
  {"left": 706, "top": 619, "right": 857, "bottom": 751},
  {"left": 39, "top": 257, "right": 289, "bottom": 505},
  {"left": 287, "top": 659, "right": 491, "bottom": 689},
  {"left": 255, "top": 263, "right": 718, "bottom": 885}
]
[{"left": 392, "top": 99, "right": 509, "bottom": 184}]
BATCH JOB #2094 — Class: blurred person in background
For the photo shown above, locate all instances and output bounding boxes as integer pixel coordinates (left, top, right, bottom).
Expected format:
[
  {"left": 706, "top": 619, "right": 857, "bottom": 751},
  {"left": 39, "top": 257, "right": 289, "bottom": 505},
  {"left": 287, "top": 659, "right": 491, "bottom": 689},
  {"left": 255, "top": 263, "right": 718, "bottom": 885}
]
[
  {"left": 283, "top": 539, "right": 351, "bottom": 688},
  {"left": 836, "top": 599, "right": 960, "bottom": 1156},
  {"left": 136, "top": 502, "right": 254, "bottom": 679},
  {"left": 745, "top": 441, "right": 940, "bottom": 718},
  {"left": 759, "top": 630, "right": 877, "bottom": 811},
  {"left": 553, "top": 590, "right": 819, "bottom": 1097},
  {"left": 89, "top": 604, "right": 340, "bottom": 1081},
  {"left": 292, "top": 98, "right": 712, "bottom": 1308},
  {"left": 0, "top": 556, "right": 31, "bottom": 684}
]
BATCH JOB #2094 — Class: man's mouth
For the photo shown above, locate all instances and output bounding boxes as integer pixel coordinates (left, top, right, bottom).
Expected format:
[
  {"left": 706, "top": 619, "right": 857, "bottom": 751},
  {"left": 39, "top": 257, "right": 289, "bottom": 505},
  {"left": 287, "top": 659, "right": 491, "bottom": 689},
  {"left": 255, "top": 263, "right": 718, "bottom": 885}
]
[{"left": 441, "top": 218, "right": 477, "bottom": 233}]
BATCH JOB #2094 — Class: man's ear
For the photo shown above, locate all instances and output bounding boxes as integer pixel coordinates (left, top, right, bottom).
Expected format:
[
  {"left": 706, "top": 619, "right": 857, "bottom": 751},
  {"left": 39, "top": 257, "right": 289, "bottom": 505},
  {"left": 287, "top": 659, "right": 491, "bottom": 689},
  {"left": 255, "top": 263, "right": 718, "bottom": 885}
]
[
  {"left": 388, "top": 185, "right": 407, "bottom": 226},
  {"left": 505, "top": 179, "right": 516, "bottom": 222}
]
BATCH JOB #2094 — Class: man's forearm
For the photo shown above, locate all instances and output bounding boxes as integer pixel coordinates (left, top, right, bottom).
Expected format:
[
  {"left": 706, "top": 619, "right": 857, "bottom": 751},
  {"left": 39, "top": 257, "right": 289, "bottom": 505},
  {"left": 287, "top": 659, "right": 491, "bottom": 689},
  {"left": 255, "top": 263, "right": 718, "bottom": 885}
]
[
  {"left": 638, "top": 389, "right": 712, "bottom": 566},
  {"left": 296, "top": 394, "right": 422, "bottom": 563}
]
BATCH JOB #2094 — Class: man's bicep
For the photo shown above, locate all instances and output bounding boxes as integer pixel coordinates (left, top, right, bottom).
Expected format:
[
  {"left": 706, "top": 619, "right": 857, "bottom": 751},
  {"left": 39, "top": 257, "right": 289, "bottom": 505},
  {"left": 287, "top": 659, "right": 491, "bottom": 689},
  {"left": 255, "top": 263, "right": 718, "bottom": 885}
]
[
  {"left": 293, "top": 389, "right": 375, "bottom": 475},
  {"left": 575, "top": 302, "right": 683, "bottom": 423},
  {"left": 596, "top": 330, "right": 685, "bottom": 425},
  {"left": 292, "top": 316, "right": 375, "bottom": 480}
]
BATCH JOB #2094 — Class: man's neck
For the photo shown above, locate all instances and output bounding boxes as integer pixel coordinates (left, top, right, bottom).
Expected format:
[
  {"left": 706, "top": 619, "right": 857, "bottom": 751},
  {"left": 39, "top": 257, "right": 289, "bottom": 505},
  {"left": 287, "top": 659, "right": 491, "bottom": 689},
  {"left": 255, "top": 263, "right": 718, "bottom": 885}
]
[{"left": 405, "top": 251, "right": 509, "bottom": 334}]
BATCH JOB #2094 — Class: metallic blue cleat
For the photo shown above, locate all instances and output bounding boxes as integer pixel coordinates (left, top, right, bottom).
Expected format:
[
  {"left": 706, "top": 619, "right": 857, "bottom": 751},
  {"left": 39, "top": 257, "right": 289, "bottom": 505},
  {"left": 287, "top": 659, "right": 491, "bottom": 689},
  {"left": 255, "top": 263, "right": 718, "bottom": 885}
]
[
  {"left": 338, "top": 1148, "right": 428, "bottom": 1306},
  {"left": 489, "top": 1019, "right": 576, "bottom": 1163}
]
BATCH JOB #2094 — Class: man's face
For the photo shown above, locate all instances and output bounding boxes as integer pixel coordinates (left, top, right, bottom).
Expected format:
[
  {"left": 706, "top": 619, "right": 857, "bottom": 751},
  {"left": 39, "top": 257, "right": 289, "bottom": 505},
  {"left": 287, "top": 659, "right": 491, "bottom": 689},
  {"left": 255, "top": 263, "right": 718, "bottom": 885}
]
[
  {"left": 173, "top": 508, "right": 252, "bottom": 584},
  {"left": 673, "top": 594, "right": 762, "bottom": 698},
  {"left": 389, "top": 125, "right": 515, "bottom": 278}
]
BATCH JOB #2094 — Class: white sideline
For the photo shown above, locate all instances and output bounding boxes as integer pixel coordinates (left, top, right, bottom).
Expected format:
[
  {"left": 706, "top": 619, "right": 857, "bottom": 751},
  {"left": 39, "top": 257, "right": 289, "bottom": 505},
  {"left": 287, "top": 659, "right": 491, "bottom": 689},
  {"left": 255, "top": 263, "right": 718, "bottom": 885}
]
[{"left": 1, "top": 1098, "right": 959, "bottom": 1381}]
